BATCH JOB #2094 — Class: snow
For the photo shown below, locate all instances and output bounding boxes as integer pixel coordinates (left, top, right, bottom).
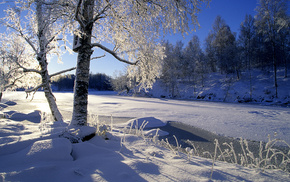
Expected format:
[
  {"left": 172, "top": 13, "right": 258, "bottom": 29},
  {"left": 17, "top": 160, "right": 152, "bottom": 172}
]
[
  {"left": 149, "top": 69, "right": 290, "bottom": 106},
  {"left": 24, "top": 138, "right": 73, "bottom": 161},
  {"left": 118, "top": 117, "right": 167, "bottom": 129},
  {"left": 0, "top": 91, "right": 289, "bottom": 181},
  {"left": 143, "top": 129, "right": 169, "bottom": 137}
]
